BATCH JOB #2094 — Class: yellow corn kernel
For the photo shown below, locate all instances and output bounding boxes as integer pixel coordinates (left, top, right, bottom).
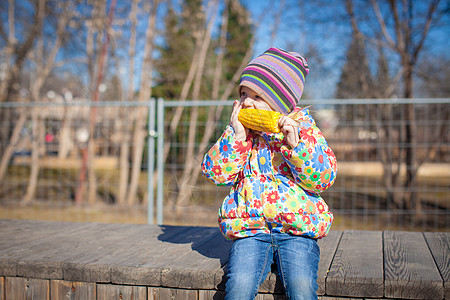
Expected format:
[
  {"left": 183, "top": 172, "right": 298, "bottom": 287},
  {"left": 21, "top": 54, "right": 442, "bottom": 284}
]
[{"left": 238, "top": 109, "right": 282, "bottom": 133}]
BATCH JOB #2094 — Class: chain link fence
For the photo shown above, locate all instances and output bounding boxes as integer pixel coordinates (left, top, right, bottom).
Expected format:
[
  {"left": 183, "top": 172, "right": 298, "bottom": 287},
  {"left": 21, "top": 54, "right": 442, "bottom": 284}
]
[{"left": 0, "top": 98, "right": 449, "bottom": 231}]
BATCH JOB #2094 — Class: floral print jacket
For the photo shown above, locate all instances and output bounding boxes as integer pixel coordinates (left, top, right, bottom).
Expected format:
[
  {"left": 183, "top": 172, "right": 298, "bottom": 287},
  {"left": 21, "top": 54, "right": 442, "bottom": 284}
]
[{"left": 201, "top": 108, "right": 337, "bottom": 240}]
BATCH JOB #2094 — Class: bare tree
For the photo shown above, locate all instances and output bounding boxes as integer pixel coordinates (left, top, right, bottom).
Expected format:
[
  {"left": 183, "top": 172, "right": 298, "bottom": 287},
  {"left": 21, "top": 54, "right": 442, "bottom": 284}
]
[
  {"left": 0, "top": 0, "right": 46, "bottom": 103},
  {"left": 22, "top": 0, "right": 81, "bottom": 204},
  {"left": 126, "top": 0, "right": 160, "bottom": 206},
  {"left": 75, "top": 0, "right": 111, "bottom": 205},
  {"left": 174, "top": 0, "right": 274, "bottom": 213},
  {"left": 0, "top": 0, "right": 46, "bottom": 181},
  {"left": 372, "top": 0, "right": 441, "bottom": 212},
  {"left": 117, "top": 0, "right": 140, "bottom": 206},
  {"left": 162, "top": 9, "right": 205, "bottom": 164},
  {"left": 174, "top": 0, "right": 220, "bottom": 214},
  {"left": 346, "top": 0, "right": 444, "bottom": 218}
]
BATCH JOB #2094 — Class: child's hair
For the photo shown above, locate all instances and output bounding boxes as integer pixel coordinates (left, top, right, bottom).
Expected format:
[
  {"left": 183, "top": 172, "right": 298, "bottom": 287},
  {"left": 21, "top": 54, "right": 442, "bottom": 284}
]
[{"left": 239, "top": 47, "right": 309, "bottom": 115}]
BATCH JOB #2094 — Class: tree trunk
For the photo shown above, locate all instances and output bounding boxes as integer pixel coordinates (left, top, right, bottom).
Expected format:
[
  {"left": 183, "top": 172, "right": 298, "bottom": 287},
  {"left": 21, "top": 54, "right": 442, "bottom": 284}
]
[
  {"left": 117, "top": 0, "right": 139, "bottom": 206},
  {"left": 77, "top": 20, "right": 95, "bottom": 206},
  {"left": 22, "top": 0, "right": 70, "bottom": 204},
  {"left": 84, "top": 0, "right": 116, "bottom": 206},
  {"left": 87, "top": 0, "right": 106, "bottom": 206},
  {"left": 126, "top": 0, "right": 158, "bottom": 206},
  {"left": 22, "top": 110, "right": 41, "bottom": 204},
  {"left": 373, "top": 103, "right": 402, "bottom": 210},
  {"left": 57, "top": 109, "right": 73, "bottom": 159},
  {"left": 402, "top": 64, "right": 420, "bottom": 221},
  {"left": 174, "top": 0, "right": 219, "bottom": 214},
  {"left": 162, "top": 35, "right": 202, "bottom": 164},
  {"left": 0, "top": 112, "right": 27, "bottom": 181}
]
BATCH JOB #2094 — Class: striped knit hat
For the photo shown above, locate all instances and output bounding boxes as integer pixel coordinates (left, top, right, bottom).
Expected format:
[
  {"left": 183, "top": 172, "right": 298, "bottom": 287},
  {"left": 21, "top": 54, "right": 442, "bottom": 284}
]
[{"left": 239, "top": 47, "right": 309, "bottom": 114}]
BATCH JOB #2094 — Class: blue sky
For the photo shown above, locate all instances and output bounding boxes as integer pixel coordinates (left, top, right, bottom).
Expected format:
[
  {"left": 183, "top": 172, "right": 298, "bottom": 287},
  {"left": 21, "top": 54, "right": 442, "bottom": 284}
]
[
  {"left": 240, "top": 0, "right": 351, "bottom": 99},
  {"left": 239, "top": 0, "right": 450, "bottom": 99},
  {"left": 3, "top": 0, "right": 448, "bottom": 100}
]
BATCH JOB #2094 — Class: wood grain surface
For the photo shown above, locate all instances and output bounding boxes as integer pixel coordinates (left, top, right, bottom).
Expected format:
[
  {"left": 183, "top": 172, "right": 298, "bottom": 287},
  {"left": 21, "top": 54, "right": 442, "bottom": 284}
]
[
  {"left": 0, "top": 219, "right": 447, "bottom": 299},
  {"left": 384, "top": 231, "right": 444, "bottom": 299}
]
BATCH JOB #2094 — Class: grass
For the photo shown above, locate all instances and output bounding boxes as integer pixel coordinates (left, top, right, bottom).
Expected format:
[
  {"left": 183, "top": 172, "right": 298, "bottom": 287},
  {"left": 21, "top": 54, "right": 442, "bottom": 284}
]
[
  {"left": 1, "top": 161, "right": 448, "bottom": 231},
  {"left": 0, "top": 201, "right": 447, "bottom": 233}
]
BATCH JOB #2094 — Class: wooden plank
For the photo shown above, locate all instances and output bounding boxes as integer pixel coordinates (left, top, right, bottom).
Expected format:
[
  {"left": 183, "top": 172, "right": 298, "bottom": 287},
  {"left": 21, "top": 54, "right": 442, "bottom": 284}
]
[
  {"left": 14, "top": 222, "right": 100, "bottom": 280},
  {"left": 62, "top": 222, "right": 163, "bottom": 283},
  {"left": 384, "top": 231, "right": 444, "bottom": 299},
  {"left": 0, "top": 220, "right": 81, "bottom": 277},
  {"left": 0, "top": 220, "right": 222, "bottom": 289},
  {"left": 0, "top": 221, "right": 143, "bottom": 282},
  {"left": 190, "top": 232, "right": 232, "bottom": 290},
  {"left": 317, "top": 230, "right": 342, "bottom": 296},
  {"left": 0, "top": 220, "right": 87, "bottom": 254},
  {"left": 424, "top": 232, "right": 450, "bottom": 300},
  {"left": 326, "top": 230, "right": 383, "bottom": 298},
  {"left": 159, "top": 227, "right": 231, "bottom": 290},
  {"left": 59, "top": 223, "right": 136, "bottom": 282},
  {"left": 148, "top": 287, "right": 197, "bottom": 300},
  {"left": 189, "top": 228, "right": 232, "bottom": 267},
  {"left": 96, "top": 283, "right": 146, "bottom": 300},
  {"left": 108, "top": 225, "right": 193, "bottom": 286},
  {"left": 50, "top": 280, "right": 96, "bottom": 300},
  {"left": 0, "top": 277, "right": 3, "bottom": 300},
  {"left": 198, "top": 289, "right": 225, "bottom": 300},
  {"left": 60, "top": 223, "right": 149, "bottom": 283},
  {"left": 0, "top": 221, "right": 97, "bottom": 279},
  {"left": 4, "top": 277, "right": 49, "bottom": 300},
  {"left": 0, "top": 219, "right": 57, "bottom": 252},
  {"left": 132, "top": 226, "right": 218, "bottom": 290}
]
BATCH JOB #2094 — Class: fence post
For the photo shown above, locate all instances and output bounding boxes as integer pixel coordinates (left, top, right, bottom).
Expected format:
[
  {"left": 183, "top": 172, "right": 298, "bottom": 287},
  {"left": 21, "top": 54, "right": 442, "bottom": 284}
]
[
  {"left": 156, "top": 98, "right": 165, "bottom": 225},
  {"left": 147, "top": 98, "right": 156, "bottom": 224}
]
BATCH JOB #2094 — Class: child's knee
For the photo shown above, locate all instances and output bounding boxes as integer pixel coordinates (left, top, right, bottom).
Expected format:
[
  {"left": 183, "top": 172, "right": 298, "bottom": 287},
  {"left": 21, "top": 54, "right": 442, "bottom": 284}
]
[
  {"left": 284, "top": 274, "right": 318, "bottom": 300},
  {"left": 225, "top": 272, "right": 259, "bottom": 299}
]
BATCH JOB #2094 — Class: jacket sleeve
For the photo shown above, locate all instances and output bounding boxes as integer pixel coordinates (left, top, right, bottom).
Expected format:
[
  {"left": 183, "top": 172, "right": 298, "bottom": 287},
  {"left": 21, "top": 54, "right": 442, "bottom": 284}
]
[
  {"left": 280, "top": 109, "right": 337, "bottom": 193},
  {"left": 201, "top": 125, "right": 253, "bottom": 186}
]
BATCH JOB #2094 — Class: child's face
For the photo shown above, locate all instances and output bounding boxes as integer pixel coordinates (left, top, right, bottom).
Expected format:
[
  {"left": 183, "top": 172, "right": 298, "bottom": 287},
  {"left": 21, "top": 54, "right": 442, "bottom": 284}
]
[{"left": 239, "top": 86, "right": 274, "bottom": 111}]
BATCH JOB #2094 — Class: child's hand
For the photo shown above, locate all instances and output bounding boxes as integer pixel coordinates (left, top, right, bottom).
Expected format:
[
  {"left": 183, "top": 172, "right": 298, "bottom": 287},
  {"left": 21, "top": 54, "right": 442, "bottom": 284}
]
[
  {"left": 230, "top": 100, "right": 249, "bottom": 141},
  {"left": 278, "top": 116, "right": 299, "bottom": 148}
]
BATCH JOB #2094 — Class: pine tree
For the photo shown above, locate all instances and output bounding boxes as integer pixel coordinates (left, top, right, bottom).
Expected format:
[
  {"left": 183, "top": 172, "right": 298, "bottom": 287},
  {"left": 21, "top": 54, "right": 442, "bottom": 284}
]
[
  {"left": 153, "top": 0, "right": 204, "bottom": 100},
  {"left": 335, "top": 32, "right": 374, "bottom": 99},
  {"left": 154, "top": 0, "right": 252, "bottom": 101},
  {"left": 375, "top": 46, "right": 392, "bottom": 98},
  {"left": 223, "top": 0, "right": 252, "bottom": 83}
]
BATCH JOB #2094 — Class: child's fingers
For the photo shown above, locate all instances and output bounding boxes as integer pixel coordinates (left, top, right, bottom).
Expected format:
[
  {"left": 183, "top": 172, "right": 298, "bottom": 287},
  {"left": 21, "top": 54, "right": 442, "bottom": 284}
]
[
  {"left": 279, "top": 116, "right": 299, "bottom": 148},
  {"left": 286, "top": 130, "right": 299, "bottom": 148},
  {"left": 231, "top": 100, "right": 241, "bottom": 119},
  {"left": 278, "top": 116, "right": 297, "bottom": 128},
  {"left": 230, "top": 100, "right": 247, "bottom": 140}
]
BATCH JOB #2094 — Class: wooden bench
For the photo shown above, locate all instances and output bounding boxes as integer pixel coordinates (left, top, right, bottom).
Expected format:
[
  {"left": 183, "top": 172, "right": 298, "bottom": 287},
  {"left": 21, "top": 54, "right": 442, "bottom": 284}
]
[{"left": 0, "top": 219, "right": 448, "bottom": 299}]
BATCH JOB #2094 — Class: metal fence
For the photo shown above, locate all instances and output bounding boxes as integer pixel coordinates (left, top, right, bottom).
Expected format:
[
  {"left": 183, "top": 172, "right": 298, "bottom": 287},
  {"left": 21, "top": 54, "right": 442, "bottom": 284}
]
[{"left": 0, "top": 98, "right": 449, "bottom": 231}]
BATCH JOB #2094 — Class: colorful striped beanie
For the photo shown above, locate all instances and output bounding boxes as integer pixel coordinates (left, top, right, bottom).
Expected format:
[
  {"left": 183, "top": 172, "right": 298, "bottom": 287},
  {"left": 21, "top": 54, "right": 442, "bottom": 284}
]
[{"left": 239, "top": 47, "right": 309, "bottom": 114}]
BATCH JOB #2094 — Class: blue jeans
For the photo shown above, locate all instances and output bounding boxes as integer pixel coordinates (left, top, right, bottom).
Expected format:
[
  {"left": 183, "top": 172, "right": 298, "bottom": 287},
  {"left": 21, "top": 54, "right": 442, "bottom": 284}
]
[{"left": 225, "top": 231, "right": 319, "bottom": 300}]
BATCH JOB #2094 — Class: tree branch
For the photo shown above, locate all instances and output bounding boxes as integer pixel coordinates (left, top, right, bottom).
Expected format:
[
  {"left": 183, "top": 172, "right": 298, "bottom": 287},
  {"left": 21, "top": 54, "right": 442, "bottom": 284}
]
[
  {"left": 389, "top": 0, "right": 406, "bottom": 53},
  {"left": 371, "top": 0, "right": 398, "bottom": 50},
  {"left": 16, "top": 0, "right": 46, "bottom": 64},
  {"left": 412, "top": 0, "right": 439, "bottom": 63}
]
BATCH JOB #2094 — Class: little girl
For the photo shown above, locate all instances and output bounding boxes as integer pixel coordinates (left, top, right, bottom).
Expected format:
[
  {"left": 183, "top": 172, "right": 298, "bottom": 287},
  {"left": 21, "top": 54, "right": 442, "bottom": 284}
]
[{"left": 201, "top": 47, "right": 337, "bottom": 300}]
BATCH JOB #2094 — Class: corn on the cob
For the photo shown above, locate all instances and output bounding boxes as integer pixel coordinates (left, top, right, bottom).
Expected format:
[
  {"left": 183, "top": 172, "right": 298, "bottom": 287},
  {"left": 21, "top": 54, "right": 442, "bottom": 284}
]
[{"left": 238, "top": 109, "right": 282, "bottom": 133}]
